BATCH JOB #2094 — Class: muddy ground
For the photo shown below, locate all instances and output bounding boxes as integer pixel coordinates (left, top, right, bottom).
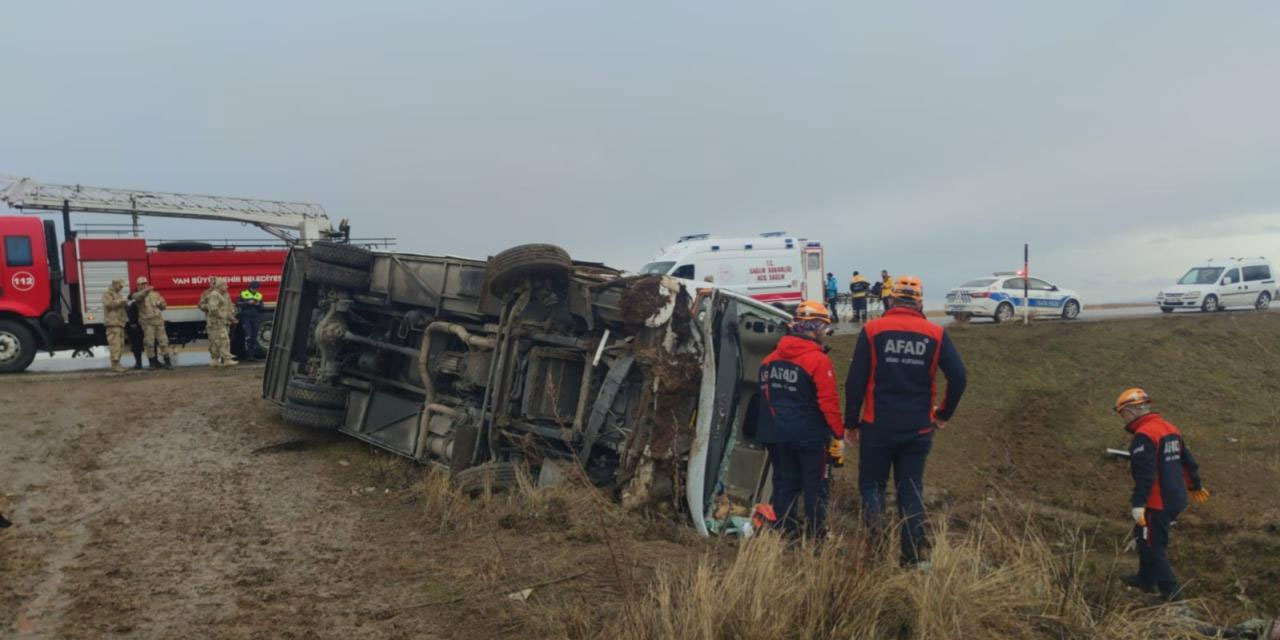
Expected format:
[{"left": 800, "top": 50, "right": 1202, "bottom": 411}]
[
  {"left": 4, "top": 313, "right": 1279, "bottom": 638},
  {"left": 0, "top": 366, "right": 691, "bottom": 639}
]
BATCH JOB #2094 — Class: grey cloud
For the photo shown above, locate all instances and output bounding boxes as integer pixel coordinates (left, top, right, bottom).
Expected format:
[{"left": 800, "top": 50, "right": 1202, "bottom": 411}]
[{"left": 1, "top": 2, "right": 1279, "bottom": 305}]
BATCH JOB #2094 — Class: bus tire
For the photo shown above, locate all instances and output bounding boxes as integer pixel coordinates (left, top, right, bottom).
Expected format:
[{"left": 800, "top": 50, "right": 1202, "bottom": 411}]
[
  {"left": 452, "top": 462, "right": 522, "bottom": 497},
  {"left": 305, "top": 260, "right": 370, "bottom": 291},
  {"left": 486, "top": 244, "right": 571, "bottom": 298},
  {"left": 285, "top": 378, "right": 349, "bottom": 410},
  {"left": 310, "top": 240, "right": 374, "bottom": 269},
  {"left": 280, "top": 400, "right": 344, "bottom": 430}
]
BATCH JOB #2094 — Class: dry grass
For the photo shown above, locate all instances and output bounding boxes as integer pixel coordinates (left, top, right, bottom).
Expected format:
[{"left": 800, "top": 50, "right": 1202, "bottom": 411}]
[
  {"left": 403, "top": 467, "right": 1223, "bottom": 640},
  {"left": 611, "top": 504, "right": 1211, "bottom": 640},
  {"left": 828, "top": 312, "right": 1280, "bottom": 619},
  {"left": 383, "top": 312, "right": 1280, "bottom": 638}
]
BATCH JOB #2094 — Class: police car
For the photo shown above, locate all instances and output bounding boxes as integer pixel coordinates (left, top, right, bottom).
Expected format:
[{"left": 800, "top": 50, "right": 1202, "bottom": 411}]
[{"left": 945, "top": 272, "right": 1084, "bottom": 323}]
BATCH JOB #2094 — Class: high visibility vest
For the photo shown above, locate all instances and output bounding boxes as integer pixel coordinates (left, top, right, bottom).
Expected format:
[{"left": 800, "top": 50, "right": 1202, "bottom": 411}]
[
  {"left": 849, "top": 276, "right": 869, "bottom": 298},
  {"left": 240, "top": 290, "right": 263, "bottom": 303}
]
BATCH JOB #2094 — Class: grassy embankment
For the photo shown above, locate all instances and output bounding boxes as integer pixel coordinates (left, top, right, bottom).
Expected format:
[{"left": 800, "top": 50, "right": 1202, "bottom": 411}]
[{"left": 388, "top": 312, "right": 1279, "bottom": 638}]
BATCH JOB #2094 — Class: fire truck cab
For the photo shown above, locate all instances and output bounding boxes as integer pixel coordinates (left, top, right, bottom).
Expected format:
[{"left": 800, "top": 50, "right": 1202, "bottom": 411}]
[
  {"left": 1, "top": 217, "right": 58, "bottom": 371},
  {"left": 0, "top": 175, "right": 347, "bottom": 373},
  {"left": 0, "top": 214, "right": 288, "bottom": 372}
]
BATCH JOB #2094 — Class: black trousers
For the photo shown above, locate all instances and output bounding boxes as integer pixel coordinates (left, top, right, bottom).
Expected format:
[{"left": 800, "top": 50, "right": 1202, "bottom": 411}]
[
  {"left": 126, "top": 323, "right": 144, "bottom": 364},
  {"left": 766, "top": 441, "right": 830, "bottom": 538},
  {"left": 241, "top": 314, "right": 261, "bottom": 359},
  {"left": 1134, "top": 508, "right": 1182, "bottom": 599},
  {"left": 859, "top": 433, "right": 932, "bottom": 565},
  {"left": 851, "top": 297, "right": 868, "bottom": 322}
]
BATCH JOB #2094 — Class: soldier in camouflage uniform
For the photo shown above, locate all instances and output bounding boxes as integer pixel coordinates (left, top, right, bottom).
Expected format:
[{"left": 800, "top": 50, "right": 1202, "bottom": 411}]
[
  {"left": 131, "top": 276, "right": 172, "bottom": 369},
  {"left": 101, "top": 279, "right": 129, "bottom": 373},
  {"left": 198, "top": 278, "right": 238, "bottom": 367}
]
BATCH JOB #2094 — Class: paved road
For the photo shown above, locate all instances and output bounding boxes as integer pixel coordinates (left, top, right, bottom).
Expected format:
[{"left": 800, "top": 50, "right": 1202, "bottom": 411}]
[
  {"left": 27, "top": 348, "right": 236, "bottom": 373},
  {"left": 832, "top": 303, "right": 1278, "bottom": 334},
  {"left": 22, "top": 304, "right": 1277, "bottom": 370}
]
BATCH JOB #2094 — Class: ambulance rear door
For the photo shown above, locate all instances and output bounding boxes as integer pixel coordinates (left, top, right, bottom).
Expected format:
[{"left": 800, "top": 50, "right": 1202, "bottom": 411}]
[{"left": 800, "top": 243, "right": 825, "bottom": 302}]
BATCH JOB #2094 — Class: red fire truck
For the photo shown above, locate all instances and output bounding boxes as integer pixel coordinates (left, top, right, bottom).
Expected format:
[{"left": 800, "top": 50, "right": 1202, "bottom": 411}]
[{"left": 0, "top": 177, "right": 345, "bottom": 373}]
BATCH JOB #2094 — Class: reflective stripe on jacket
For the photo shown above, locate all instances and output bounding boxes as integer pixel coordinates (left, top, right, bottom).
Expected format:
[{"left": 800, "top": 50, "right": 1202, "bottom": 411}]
[
  {"left": 1127, "top": 413, "right": 1201, "bottom": 512},
  {"left": 843, "top": 307, "right": 966, "bottom": 436},
  {"left": 756, "top": 335, "right": 844, "bottom": 444},
  {"left": 238, "top": 289, "right": 264, "bottom": 316},
  {"left": 849, "top": 276, "right": 869, "bottom": 298}
]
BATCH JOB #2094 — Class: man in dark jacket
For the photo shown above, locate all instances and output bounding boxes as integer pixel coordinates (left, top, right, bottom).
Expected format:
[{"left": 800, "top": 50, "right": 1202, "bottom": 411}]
[
  {"left": 237, "top": 280, "right": 265, "bottom": 361},
  {"left": 125, "top": 290, "right": 145, "bottom": 369},
  {"left": 844, "top": 275, "right": 966, "bottom": 567},
  {"left": 849, "top": 271, "right": 870, "bottom": 323},
  {"left": 756, "top": 300, "right": 844, "bottom": 539},
  {"left": 1114, "top": 388, "right": 1208, "bottom": 601}
]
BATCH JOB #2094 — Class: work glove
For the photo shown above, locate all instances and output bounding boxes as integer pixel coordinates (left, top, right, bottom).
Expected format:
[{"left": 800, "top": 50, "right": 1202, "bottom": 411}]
[
  {"left": 828, "top": 439, "right": 845, "bottom": 468},
  {"left": 1131, "top": 507, "right": 1146, "bottom": 526},
  {"left": 1190, "top": 488, "right": 1210, "bottom": 504}
]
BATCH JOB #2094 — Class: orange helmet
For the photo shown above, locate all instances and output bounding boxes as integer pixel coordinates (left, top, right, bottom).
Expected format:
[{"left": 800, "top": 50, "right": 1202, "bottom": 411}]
[
  {"left": 1114, "top": 388, "right": 1150, "bottom": 413},
  {"left": 792, "top": 300, "right": 832, "bottom": 324},
  {"left": 891, "top": 275, "right": 924, "bottom": 302}
]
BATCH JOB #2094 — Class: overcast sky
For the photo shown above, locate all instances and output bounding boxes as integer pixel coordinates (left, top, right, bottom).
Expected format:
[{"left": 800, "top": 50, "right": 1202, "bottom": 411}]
[{"left": 3, "top": 2, "right": 1278, "bottom": 303}]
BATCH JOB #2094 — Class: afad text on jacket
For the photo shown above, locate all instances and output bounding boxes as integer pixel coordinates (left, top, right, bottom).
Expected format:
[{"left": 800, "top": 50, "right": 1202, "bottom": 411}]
[
  {"left": 1126, "top": 412, "right": 1201, "bottom": 514},
  {"left": 756, "top": 335, "right": 844, "bottom": 444},
  {"left": 844, "top": 307, "right": 967, "bottom": 438}
]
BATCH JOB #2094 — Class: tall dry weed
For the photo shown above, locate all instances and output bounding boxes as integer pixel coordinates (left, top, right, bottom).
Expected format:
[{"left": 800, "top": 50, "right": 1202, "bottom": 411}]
[{"left": 612, "top": 504, "right": 1210, "bottom": 640}]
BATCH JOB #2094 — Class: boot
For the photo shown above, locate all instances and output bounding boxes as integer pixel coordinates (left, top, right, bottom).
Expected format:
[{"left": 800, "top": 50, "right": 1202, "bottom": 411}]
[
  {"left": 133, "top": 356, "right": 143, "bottom": 370},
  {"left": 148, "top": 356, "right": 160, "bottom": 370},
  {"left": 222, "top": 357, "right": 239, "bottom": 366},
  {"left": 1120, "top": 574, "right": 1155, "bottom": 594},
  {"left": 110, "top": 359, "right": 127, "bottom": 373},
  {"left": 163, "top": 355, "right": 174, "bottom": 370}
]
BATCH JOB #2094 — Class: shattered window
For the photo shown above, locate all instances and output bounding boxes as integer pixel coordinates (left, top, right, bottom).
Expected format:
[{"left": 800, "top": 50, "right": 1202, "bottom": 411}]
[{"left": 639, "top": 261, "right": 675, "bottom": 275}]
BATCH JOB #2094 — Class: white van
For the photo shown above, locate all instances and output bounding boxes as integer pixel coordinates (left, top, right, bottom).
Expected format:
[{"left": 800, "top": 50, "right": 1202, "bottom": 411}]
[
  {"left": 1157, "top": 257, "right": 1276, "bottom": 313},
  {"left": 639, "top": 232, "right": 826, "bottom": 308}
]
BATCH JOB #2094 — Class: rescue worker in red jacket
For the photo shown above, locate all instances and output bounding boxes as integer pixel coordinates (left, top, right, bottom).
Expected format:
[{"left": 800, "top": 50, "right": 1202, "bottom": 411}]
[
  {"left": 756, "top": 300, "right": 843, "bottom": 539},
  {"left": 1115, "top": 388, "right": 1209, "bottom": 601},
  {"left": 844, "top": 276, "right": 966, "bottom": 567}
]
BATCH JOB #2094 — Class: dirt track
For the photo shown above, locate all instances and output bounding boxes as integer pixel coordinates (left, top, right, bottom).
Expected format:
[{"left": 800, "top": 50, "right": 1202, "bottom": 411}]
[
  {"left": 0, "top": 365, "right": 688, "bottom": 639},
  {"left": 1, "top": 366, "right": 403, "bottom": 638}
]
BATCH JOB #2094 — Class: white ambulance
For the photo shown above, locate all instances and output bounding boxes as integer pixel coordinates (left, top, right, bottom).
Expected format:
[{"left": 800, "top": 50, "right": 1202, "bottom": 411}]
[{"left": 639, "top": 232, "right": 826, "bottom": 308}]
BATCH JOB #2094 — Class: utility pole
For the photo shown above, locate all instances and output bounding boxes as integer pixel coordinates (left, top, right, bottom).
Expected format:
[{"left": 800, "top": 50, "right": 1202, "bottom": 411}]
[{"left": 1023, "top": 243, "right": 1030, "bottom": 325}]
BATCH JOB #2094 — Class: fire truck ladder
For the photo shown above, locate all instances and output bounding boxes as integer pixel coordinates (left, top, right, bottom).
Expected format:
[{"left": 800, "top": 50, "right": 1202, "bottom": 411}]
[{"left": 0, "top": 176, "right": 342, "bottom": 245}]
